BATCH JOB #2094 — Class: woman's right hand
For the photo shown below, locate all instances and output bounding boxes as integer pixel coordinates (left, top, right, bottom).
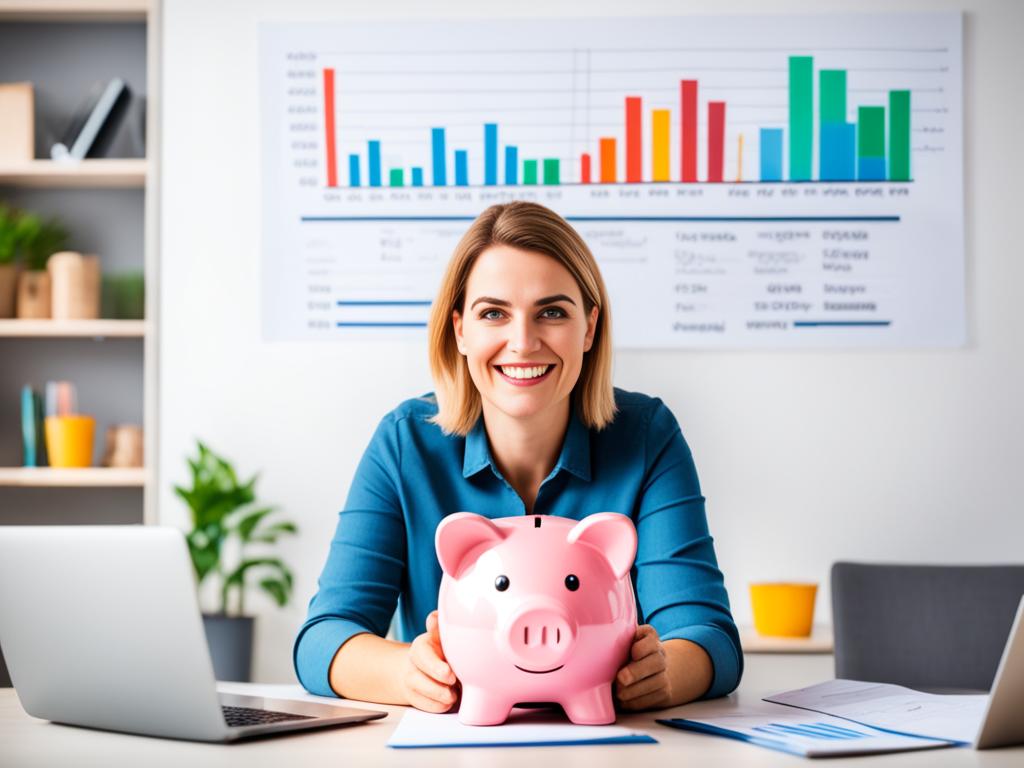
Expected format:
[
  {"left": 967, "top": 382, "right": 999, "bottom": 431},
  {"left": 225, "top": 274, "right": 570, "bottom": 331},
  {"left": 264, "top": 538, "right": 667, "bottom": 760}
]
[{"left": 400, "top": 610, "right": 459, "bottom": 712}]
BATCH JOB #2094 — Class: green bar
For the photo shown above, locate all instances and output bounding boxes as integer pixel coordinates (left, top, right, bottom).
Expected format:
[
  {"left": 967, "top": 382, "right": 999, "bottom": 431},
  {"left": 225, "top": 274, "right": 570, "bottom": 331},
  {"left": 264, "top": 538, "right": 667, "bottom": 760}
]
[
  {"left": 789, "top": 56, "right": 813, "bottom": 181},
  {"left": 388, "top": 168, "right": 404, "bottom": 187},
  {"left": 523, "top": 159, "right": 538, "bottom": 185},
  {"left": 858, "top": 106, "right": 886, "bottom": 158},
  {"left": 542, "top": 158, "right": 560, "bottom": 185},
  {"left": 889, "top": 90, "right": 911, "bottom": 181},
  {"left": 820, "top": 70, "right": 846, "bottom": 124}
]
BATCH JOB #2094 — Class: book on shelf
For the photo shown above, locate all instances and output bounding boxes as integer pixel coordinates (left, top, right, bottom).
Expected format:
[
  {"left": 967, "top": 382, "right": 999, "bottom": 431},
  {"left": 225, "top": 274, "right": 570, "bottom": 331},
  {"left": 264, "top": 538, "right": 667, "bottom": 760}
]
[
  {"left": 50, "top": 78, "right": 132, "bottom": 162},
  {"left": 20, "top": 385, "right": 47, "bottom": 468}
]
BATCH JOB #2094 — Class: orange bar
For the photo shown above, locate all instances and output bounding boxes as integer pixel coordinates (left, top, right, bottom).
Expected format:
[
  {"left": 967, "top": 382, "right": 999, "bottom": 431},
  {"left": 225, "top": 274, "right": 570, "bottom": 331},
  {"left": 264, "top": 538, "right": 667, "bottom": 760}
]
[
  {"left": 652, "top": 109, "right": 670, "bottom": 182},
  {"left": 599, "top": 138, "right": 617, "bottom": 183},
  {"left": 581, "top": 153, "right": 592, "bottom": 184},
  {"left": 323, "top": 68, "right": 337, "bottom": 188},
  {"left": 625, "top": 96, "right": 642, "bottom": 182},
  {"left": 737, "top": 133, "right": 744, "bottom": 182}
]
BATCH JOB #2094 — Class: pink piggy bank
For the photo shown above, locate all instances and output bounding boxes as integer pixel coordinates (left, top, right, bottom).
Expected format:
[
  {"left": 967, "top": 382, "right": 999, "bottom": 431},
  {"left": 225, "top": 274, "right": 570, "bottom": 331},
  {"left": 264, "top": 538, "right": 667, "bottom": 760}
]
[{"left": 435, "top": 512, "right": 638, "bottom": 726}]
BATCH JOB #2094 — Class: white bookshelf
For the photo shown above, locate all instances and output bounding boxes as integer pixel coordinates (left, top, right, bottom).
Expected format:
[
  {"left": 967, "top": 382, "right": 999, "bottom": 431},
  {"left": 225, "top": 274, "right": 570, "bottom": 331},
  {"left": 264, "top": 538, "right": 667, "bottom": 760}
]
[
  {"left": 0, "top": 319, "right": 147, "bottom": 337},
  {"left": 740, "top": 625, "right": 834, "bottom": 654},
  {"left": 0, "top": 0, "right": 160, "bottom": 525},
  {"left": 0, "top": 1, "right": 147, "bottom": 22},
  {"left": 0, "top": 159, "right": 147, "bottom": 187},
  {"left": 0, "top": 467, "right": 146, "bottom": 487}
]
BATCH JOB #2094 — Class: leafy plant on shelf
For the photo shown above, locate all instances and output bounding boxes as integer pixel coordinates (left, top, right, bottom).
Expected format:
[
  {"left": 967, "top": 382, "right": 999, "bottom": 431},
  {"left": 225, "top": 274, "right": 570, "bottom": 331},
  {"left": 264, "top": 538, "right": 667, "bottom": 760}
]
[
  {"left": 0, "top": 204, "right": 39, "bottom": 266},
  {"left": 174, "top": 440, "right": 298, "bottom": 617},
  {"left": 16, "top": 212, "right": 68, "bottom": 271}
]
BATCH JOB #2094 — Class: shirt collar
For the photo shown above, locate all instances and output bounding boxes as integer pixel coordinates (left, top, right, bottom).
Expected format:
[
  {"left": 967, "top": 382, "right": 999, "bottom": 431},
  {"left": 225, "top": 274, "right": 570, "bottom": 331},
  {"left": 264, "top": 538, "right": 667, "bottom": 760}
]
[{"left": 462, "top": 405, "right": 592, "bottom": 483}]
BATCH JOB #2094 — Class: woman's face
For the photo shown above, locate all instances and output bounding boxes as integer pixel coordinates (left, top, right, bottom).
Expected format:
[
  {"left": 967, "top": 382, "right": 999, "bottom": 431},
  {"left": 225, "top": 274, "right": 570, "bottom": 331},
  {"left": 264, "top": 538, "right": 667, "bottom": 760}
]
[{"left": 452, "top": 244, "right": 599, "bottom": 424}]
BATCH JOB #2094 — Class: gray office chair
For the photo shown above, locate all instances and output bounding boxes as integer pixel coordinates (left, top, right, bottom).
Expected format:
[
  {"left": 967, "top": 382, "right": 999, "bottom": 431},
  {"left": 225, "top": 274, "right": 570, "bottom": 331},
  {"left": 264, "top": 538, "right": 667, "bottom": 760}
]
[{"left": 831, "top": 562, "right": 1024, "bottom": 693}]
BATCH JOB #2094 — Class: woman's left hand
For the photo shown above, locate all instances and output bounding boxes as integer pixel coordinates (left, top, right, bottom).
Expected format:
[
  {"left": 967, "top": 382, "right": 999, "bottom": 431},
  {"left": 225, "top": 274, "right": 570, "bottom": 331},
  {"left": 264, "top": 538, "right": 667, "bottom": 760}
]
[{"left": 613, "top": 624, "right": 672, "bottom": 710}]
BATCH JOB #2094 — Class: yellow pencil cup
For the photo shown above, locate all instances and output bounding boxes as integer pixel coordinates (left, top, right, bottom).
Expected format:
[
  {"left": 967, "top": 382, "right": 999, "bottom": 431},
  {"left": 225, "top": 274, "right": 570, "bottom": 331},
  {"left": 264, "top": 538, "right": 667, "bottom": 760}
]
[
  {"left": 44, "top": 415, "right": 96, "bottom": 468},
  {"left": 750, "top": 582, "right": 818, "bottom": 637}
]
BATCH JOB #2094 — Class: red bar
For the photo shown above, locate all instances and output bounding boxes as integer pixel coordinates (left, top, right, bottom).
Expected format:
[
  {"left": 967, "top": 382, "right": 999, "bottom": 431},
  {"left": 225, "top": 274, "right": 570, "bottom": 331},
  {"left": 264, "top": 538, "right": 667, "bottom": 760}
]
[
  {"left": 600, "top": 138, "right": 617, "bottom": 183},
  {"left": 625, "top": 96, "right": 642, "bottom": 182},
  {"left": 323, "top": 68, "right": 338, "bottom": 188},
  {"left": 681, "top": 80, "right": 698, "bottom": 182},
  {"left": 581, "top": 153, "right": 592, "bottom": 184},
  {"left": 708, "top": 101, "right": 725, "bottom": 183}
]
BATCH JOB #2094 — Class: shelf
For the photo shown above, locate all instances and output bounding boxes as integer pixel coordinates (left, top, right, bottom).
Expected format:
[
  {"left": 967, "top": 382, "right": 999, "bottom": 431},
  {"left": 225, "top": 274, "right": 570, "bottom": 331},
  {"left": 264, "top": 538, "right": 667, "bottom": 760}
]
[
  {"left": 0, "top": 467, "right": 145, "bottom": 487},
  {"left": 0, "top": 159, "right": 147, "bottom": 188},
  {"left": 0, "top": 319, "right": 146, "bottom": 338},
  {"left": 0, "top": 1, "right": 148, "bottom": 21},
  {"left": 739, "top": 624, "right": 834, "bottom": 654}
]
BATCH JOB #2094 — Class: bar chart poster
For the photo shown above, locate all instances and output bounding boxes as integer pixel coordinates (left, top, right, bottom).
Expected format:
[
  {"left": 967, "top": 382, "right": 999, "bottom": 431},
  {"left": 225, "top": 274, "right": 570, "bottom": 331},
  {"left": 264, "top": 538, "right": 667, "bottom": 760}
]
[{"left": 260, "top": 13, "right": 964, "bottom": 347}]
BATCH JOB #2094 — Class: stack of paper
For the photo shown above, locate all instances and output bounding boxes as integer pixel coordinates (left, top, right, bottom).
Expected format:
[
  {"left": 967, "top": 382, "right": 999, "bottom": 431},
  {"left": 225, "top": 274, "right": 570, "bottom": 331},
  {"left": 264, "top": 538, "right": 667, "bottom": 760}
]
[
  {"left": 387, "top": 708, "right": 657, "bottom": 749},
  {"left": 658, "top": 700, "right": 955, "bottom": 758},
  {"left": 765, "top": 679, "right": 989, "bottom": 744}
]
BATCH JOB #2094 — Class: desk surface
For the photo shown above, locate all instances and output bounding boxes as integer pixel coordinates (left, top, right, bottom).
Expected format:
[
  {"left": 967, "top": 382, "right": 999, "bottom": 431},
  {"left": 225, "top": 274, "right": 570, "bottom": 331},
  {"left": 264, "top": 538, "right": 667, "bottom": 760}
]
[{"left": 2, "top": 654, "right": 1021, "bottom": 767}]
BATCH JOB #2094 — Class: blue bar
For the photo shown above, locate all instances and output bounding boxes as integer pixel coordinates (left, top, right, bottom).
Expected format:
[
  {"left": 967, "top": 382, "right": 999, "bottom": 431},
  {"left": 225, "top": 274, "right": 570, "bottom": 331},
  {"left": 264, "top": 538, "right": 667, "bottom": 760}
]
[
  {"left": 759, "top": 128, "right": 783, "bottom": 182},
  {"left": 484, "top": 123, "right": 498, "bottom": 185},
  {"left": 820, "top": 122, "right": 855, "bottom": 181},
  {"left": 348, "top": 154, "right": 360, "bottom": 187},
  {"left": 770, "top": 724, "right": 840, "bottom": 741},
  {"left": 858, "top": 156, "right": 886, "bottom": 181},
  {"left": 336, "top": 322, "right": 428, "bottom": 328},
  {"left": 794, "top": 320, "right": 892, "bottom": 327},
  {"left": 455, "top": 150, "right": 468, "bottom": 186},
  {"left": 812, "top": 723, "right": 866, "bottom": 739},
  {"left": 799, "top": 724, "right": 858, "bottom": 740},
  {"left": 336, "top": 300, "right": 432, "bottom": 306},
  {"left": 431, "top": 128, "right": 446, "bottom": 186},
  {"left": 411, "top": 167, "right": 424, "bottom": 187},
  {"left": 368, "top": 140, "right": 381, "bottom": 187},
  {"left": 505, "top": 146, "right": 518, "bottom": 185}
]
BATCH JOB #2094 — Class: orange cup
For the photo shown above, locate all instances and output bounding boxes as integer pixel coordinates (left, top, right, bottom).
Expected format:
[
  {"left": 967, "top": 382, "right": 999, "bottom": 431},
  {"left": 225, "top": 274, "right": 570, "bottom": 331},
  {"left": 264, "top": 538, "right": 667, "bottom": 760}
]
[
  {"left": 44, "top": 415, "right": 96, "bottom": 468},
  {"left": 750, "top": 582, "right": 818, "bottom": 637}
]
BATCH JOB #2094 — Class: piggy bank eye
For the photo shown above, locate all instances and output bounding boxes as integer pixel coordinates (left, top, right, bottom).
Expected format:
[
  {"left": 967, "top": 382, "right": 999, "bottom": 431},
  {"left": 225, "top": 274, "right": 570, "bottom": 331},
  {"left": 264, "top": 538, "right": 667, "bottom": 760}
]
[
  {"left": 495, "top": 575, "right": 510, "bottom": 592},
  {"left": 564, "top": 574, "right": 580, "bottom": 591}
]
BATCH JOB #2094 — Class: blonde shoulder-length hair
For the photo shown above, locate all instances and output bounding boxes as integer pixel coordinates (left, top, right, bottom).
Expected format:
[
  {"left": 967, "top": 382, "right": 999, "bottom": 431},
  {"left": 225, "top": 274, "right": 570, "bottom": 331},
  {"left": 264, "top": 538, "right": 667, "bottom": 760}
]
[{"left": 427, "top": 201, "right": 616, "bottom": 436}]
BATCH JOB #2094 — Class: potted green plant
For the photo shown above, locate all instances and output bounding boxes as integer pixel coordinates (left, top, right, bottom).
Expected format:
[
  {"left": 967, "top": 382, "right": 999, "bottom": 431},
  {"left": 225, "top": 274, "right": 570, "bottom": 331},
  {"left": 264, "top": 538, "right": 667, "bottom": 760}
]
[
  {"left": 15, "top": 213, "right": 68, "bottom": 319},
  {"left": 0, "top": 204, "right": 36, "bottom": 318},
  {"left": 174, "top": 440, "right": 298, "bottom": 681}
]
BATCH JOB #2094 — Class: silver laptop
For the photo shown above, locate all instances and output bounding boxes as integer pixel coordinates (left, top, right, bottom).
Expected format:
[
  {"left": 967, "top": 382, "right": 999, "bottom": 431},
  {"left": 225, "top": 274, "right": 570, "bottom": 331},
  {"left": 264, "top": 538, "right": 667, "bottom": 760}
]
[
  {"left": 976, "top": 595, "right": 1024, "bottom": 749},
  {"left": 0, "top": 526, "right": 386, "bottom": 742}
]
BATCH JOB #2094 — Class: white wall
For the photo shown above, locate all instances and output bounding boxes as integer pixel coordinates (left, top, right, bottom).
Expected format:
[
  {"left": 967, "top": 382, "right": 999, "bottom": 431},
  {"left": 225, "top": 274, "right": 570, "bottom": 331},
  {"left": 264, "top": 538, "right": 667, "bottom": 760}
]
[{"left": 160, "top": 0, "right": 1024, "bottom": 682}]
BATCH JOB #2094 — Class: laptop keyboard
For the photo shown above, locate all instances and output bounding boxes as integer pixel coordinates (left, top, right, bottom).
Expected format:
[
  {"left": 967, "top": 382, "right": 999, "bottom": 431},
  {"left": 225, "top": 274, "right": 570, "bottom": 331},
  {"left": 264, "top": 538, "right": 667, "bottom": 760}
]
[{"left": 222, "top": 704, "right": 315, "bottom": 728}]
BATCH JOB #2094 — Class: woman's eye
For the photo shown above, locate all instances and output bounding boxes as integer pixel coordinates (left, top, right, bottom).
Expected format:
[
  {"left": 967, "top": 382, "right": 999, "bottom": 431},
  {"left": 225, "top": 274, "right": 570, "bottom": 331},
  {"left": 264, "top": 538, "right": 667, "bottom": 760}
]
[
  {"left": 480, "top": 309, "right": 503, "bottom": 320},
  {"left": 540, "top": 307, "right": 567, "bottom": 319}
]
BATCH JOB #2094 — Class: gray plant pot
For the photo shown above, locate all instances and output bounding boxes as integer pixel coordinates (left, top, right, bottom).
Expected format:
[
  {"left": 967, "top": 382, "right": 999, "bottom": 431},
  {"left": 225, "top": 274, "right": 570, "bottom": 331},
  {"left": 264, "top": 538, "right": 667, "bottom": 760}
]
[{"left": 201, "top": 613, "right": 254, "bottom": 682}]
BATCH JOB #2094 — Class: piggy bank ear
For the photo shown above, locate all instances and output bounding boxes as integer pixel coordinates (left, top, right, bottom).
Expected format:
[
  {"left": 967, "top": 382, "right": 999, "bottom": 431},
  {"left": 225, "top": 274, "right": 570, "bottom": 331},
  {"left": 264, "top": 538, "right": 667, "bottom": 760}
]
[
  {"left": 435, "top": 512, "right": 506, "bottom": 578},
  {"left": 567, "top": 513, "right": 637, "bottom": 580}
]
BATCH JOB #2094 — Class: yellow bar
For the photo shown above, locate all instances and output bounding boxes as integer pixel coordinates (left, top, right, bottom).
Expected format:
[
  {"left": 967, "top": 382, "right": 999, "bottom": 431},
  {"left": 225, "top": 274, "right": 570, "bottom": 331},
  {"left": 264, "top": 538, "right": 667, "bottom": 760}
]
[
  {"left": 736, "top": 133, "right": 744, "bottom": 182},
  {"left": 652, "top": 109, "right": 670, "bottom": 182}
]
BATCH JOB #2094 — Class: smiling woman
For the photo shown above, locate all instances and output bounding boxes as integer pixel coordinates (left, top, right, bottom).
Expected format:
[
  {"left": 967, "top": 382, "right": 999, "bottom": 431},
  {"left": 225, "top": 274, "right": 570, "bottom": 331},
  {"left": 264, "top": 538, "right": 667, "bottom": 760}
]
[{"left": 293, "top": 201, "right": 742, "bottom": 718}]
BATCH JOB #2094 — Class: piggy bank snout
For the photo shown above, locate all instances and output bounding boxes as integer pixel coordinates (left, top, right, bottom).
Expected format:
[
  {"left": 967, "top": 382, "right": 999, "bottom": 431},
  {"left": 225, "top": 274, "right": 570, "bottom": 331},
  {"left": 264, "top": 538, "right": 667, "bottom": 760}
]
[{"left": 504, "top": 600, "right": 578, "bottom": 671}]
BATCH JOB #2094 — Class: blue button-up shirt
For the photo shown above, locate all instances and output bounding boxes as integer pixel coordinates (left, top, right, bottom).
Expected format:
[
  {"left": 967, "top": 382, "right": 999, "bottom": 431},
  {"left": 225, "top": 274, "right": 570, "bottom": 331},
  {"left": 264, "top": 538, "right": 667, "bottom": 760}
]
[{"left": 293, "top": 387, "right": 742, "bottom": 700}]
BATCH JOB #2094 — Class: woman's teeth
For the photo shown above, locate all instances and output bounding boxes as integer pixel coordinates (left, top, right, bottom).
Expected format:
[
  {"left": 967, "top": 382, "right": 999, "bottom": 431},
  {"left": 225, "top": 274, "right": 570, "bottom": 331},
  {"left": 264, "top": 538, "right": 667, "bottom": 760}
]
[{"left": 499, "top": 365, "right": 552, "bottom": 380}]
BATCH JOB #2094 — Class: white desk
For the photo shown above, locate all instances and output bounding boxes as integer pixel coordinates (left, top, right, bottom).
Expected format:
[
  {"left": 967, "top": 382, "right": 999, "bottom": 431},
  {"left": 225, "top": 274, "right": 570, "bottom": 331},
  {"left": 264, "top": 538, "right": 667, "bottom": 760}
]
[{"left": 2, "top": 654, "right": 1021, "bottom": 767}]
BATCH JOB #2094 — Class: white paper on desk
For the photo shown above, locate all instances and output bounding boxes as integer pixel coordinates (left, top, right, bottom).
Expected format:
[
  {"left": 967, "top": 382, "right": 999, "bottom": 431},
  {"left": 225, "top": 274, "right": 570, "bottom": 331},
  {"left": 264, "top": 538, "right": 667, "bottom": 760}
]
[
  {"left": 765, "top": 679, "right": 988, "bottom": 744},
  {"left": 659, "top": 700, "right": 955, "bottom": 758},
  {"left": 387, "top": 708, "right": 657, "bottom": 748}
]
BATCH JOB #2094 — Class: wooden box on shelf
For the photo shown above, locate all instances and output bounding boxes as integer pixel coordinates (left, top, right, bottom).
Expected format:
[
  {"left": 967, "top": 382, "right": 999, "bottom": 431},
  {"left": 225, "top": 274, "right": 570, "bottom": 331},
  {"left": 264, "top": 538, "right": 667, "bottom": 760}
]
[{"left": 0, "top": 82, "right": 33, "bottom": 162}]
